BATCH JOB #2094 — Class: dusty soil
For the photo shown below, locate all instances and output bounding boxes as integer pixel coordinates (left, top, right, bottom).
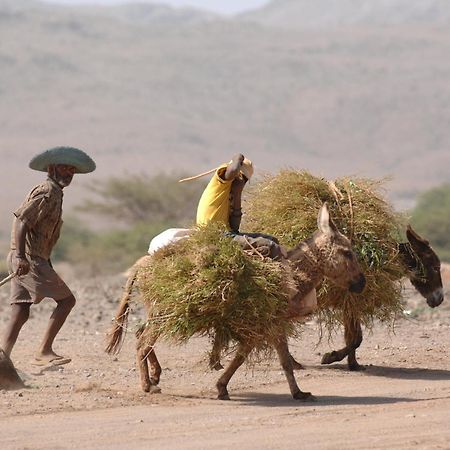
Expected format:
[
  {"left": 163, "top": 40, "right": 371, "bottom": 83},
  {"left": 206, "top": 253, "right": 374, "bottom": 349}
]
[{"left": 1, "top": 266, "right": 449, "bottom": 450}]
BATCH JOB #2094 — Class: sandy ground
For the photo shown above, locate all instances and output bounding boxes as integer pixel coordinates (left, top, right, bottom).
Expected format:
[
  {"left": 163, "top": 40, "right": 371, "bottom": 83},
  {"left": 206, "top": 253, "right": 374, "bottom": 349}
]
[{"left": 1, "top": 267, "right": 450, "bottom": 450}]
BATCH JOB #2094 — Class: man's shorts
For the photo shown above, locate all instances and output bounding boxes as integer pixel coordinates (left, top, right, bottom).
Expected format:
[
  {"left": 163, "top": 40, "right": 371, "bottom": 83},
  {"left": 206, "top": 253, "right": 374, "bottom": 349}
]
[{"left": 7, "top": 252, "right": 73, "bottom": 305}]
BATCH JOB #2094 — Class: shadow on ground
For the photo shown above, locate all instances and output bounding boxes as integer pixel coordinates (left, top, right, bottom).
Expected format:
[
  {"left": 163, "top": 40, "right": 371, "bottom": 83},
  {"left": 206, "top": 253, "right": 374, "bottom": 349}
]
[
  {"left": 364, "top": 365, "right": 450, "bottom": 380},
  {"left": 228, "top": 392, "right": 424, "bottom": 407},
  {"left": 172, "top": 391, "right": 425, "bottom": 408},
  {"left": 314, "top": 364, "right": 450, "bottom": 381}
]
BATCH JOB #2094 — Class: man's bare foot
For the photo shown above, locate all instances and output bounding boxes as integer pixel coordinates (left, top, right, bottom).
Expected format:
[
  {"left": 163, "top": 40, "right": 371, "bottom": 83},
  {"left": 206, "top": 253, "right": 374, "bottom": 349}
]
[{"left": 32, "top": 353, "right": 71, "bottom": 366}]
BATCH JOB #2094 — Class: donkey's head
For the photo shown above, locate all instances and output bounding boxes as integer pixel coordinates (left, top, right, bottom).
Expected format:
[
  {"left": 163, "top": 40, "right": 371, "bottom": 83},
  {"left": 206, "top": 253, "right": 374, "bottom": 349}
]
[
  {"left": 314, "top": 203, "right": 366, "bottom": 293},
  {"left": 399, "top": 225, "right": 444, "bottom": 308}
]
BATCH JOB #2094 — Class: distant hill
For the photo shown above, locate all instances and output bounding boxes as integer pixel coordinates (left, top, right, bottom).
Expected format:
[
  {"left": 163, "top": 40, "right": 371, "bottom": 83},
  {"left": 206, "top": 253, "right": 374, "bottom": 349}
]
[
  {"left": 87, "top": 3, "right": 217, "bottom": 26},
  {"left": 1, "top": 0, "right": 450, "bottom": 240},
  {"left": 241, "top": 0, "right": 450, "bottom": 29},
  {"left": 0, "top": 0, "right": 217, "bottom": 24}
]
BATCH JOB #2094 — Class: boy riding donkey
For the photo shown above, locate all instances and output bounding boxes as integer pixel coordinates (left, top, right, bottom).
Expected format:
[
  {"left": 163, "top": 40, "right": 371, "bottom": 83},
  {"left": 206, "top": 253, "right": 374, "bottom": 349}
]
[{"left": 192, "top": 153, "right": 284, "bottom": 259}]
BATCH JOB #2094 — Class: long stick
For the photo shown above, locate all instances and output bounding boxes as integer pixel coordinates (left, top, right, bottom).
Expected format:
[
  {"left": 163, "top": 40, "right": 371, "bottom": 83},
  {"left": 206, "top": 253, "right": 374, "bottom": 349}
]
[
  {"left": 178, "top": 167, "right": 217, "bottom": 183},
  {"left": 0, "top": 273, "right": 16, "bottom": 288}
]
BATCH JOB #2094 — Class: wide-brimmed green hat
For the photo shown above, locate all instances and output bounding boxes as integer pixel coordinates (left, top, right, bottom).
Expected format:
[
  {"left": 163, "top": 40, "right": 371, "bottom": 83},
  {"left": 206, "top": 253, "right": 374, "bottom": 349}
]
[{"left": 29, "top": 146, "right": 96, "bottom": 173}]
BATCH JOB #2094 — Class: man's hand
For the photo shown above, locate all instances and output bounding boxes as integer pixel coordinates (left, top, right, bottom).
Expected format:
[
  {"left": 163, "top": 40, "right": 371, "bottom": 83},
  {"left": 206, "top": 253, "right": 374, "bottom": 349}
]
[
  {"left": 15, "top": 255, "right": 30, "bottom": 276},
  {"left": 225, "top": 154, "right": 245, "bottom": 181},
  {"left": 231, "top": 153, "right": 245, "bottom": 165}
]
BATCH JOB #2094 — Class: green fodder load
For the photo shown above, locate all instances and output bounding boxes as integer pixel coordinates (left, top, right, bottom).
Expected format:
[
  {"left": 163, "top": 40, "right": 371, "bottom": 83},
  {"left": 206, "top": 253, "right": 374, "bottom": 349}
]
[
  {"left": 243, "top": 170, "right": 406, "bottom": 333},
  {"left": 136, "top": 224, "right": 299, "bottom": 352}
]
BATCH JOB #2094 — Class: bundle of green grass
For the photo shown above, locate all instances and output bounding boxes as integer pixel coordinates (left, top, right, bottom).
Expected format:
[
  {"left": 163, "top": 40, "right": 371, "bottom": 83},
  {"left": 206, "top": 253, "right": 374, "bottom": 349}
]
[
  {"left": 243, "top": 170, "right": 406, "bottom": 332},
  {"left": 136, "top": 224, "right": 299, "bottom": 352}
]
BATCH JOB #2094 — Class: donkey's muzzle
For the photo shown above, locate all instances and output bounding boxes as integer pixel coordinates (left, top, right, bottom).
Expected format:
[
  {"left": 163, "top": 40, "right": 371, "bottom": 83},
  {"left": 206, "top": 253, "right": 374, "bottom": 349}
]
[
  {"left": 349, "top": 273, "right": 366, "bottom": 294},
  {"left": 426, "top": 288, "right": 444, "bottom": 308}
]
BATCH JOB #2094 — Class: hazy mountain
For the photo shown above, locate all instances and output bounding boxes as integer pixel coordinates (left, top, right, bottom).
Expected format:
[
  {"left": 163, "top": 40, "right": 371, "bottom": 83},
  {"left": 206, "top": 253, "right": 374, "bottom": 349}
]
[
  {"left": 242, "top": 0, "right": 450, "bottom": 29},
  {"left": 79, "top": 3, "right": 218, "bottom": 26},
  {"left": 0, "top": 0, "right": 217, "bottom": 24},
  {"left": 1, "top": 0, "right": 450, "bottom": 238}
]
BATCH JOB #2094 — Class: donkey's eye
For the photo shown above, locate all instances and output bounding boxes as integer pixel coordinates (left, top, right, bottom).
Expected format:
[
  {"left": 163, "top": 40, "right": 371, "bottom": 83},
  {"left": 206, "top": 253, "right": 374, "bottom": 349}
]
[{"left": 342, "top": 250, "right": 353, "bottom": 260}]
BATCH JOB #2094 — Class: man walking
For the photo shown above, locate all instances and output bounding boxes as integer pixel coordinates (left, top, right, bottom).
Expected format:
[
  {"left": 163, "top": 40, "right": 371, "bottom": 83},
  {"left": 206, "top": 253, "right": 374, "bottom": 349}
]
[{"left": 2, "top": 146, "right": 95, "bottom": 366}]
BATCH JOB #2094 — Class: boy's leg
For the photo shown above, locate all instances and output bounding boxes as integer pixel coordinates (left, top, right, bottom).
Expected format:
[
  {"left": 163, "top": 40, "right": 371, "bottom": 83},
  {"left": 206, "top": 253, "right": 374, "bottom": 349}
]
[
  {"left": 234, "top": 234, "right": 286, "bottom": 260},
  {"left": 239, "top": 231, "right": 280, "bottom": 244},
  {"left": 2, "top": 303, "right": 31, "bottom": 357}
]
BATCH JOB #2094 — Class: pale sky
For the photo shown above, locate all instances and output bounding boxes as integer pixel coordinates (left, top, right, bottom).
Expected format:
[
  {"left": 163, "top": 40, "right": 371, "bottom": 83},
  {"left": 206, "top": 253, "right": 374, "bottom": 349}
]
[{"left": 41, "top": 0, "right": 270, "bottom": 15}]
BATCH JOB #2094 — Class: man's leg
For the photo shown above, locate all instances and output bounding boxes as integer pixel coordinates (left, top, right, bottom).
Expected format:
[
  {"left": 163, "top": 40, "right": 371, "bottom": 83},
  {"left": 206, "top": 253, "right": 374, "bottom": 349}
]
[
  {"left": 36, "top": 294, "right": 76, "bottom": 359},
  {"left": 2, "top": 303, "right": 31, "bottom": 357},
  {"left": 239, "top": 231, "right": 280, "bottom": 244},
  {"left": 234, "top": 234, "right": 286, "bottom": 260}
]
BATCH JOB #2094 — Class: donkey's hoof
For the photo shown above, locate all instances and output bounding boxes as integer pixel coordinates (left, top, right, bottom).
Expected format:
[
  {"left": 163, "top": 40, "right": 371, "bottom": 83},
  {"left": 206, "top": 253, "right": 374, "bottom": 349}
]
[
  {"left": 348, "top": 362, "right": 365, "bottom": 372},
  {"left": 217, "top": 392, "right": 230, "bottom": 401},
  {"left": 210, "top": 361, "right": 224, "bottom": 371},
  {"left": 321, "top": 351, "right": 338, "bottom": 365},
  {"left": 142, "top": 383, "right": 161, "bottom": 394},
  {"left": 293, "top": 391, "right": 317, "bottom": 402},
  {"left": 149, "top": 385, "right": 162, "bottom": 394}
]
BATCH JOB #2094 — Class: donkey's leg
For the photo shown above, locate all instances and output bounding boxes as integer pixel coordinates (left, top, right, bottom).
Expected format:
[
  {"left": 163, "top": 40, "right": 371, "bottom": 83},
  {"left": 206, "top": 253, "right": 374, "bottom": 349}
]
[
  {"left": 275, "top": 337, "right": 316, "bottom": 401},
  {"left": 209, "top": 334, "right": 224, "bottom": 371},
  {"left": 321, "top": 315, "right": 355, "bottom": 365},
  {"left": 216, "top": 343, "right": 252, "bottom": 400},
  {"left": 289, "top": 353, "right": 304, "bottom": 370},
  {"left": 136, "top": 327, "right": 162, "bottom": 393},
  {"left": 346, "top": 319, "right": 364, "bottom": 371},
  {"left": 320, "top": 342, "right": 351, "bottom": 365},
  {"left": 321, "top": 318, "right": 364, "bottom": 370}
]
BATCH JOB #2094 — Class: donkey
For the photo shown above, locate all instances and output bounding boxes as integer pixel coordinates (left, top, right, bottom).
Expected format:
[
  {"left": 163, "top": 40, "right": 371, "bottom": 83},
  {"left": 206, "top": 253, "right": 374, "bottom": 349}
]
[
  {"left": 292, "top": 224, "right": 444, "bottom": 371},
  {"left": 106, "top": 203, "right": 366, "bottom": 401}
]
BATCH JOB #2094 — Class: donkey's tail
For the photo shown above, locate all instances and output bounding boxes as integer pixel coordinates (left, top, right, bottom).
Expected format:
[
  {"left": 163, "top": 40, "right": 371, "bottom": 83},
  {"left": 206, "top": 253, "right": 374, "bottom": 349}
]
[{"left": 105, "top": 263, "right": 141, "bottom": 355}]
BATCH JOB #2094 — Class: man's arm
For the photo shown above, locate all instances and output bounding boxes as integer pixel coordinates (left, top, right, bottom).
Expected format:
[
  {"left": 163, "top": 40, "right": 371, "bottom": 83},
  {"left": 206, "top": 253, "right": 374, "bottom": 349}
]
[
  {"left": 226, "top": 154, "right": 247, "bottom": 232},
  {"left": 14, "top": 219, "right": 30, "bottom": 276},
  {"left": 229, "top": 206, "right": 242, "bottom": 233}
]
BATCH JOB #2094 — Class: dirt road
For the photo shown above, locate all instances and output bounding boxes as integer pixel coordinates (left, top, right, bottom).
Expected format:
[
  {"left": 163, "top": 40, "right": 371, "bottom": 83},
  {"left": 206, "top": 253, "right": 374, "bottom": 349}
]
[
  {"left": 1, "top": 274, "right": 449, "bottom": 449},
  {"left": 2, "top": 368, "right": 450, "bottom": 450}
]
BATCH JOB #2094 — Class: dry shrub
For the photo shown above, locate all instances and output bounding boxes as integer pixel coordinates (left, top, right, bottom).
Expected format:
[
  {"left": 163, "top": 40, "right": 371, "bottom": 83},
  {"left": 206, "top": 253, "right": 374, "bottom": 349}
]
[
  {"left": 243, "top": 170, "right": 406, "bottom": 333},
  {"left": 136, "top": 224, "right": 300, "bottom": 353}
]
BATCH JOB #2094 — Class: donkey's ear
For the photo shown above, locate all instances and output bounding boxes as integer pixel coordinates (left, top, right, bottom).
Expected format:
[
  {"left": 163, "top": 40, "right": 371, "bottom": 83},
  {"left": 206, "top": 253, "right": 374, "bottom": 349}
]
[
  {"left": 318, "top": 202, "right": 337, "bottom": 235},
  {"left": 406, "top": 224, "right": 430, "bottom": 250}
]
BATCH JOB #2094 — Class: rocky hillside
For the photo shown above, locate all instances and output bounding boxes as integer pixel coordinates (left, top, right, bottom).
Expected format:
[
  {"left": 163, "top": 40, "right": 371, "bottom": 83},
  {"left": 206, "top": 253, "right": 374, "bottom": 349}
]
[{"left": 242, "top": 0, "right": 450, "bottom": 29}]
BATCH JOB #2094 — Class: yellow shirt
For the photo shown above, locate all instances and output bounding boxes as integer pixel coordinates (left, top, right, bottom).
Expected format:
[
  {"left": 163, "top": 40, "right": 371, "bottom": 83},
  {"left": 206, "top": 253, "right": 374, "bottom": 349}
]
[{"left": 196, "top": 165, "right": 232, "bottom": 230}]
